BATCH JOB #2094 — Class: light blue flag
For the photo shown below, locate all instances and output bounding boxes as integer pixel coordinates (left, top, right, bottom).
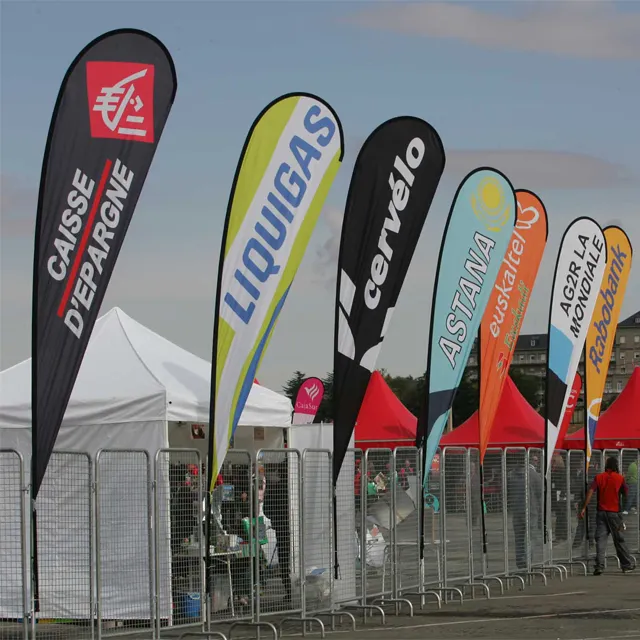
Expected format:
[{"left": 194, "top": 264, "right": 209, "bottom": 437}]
[{"left": 419, "top": 168, "right": 516, "bottom": 487}]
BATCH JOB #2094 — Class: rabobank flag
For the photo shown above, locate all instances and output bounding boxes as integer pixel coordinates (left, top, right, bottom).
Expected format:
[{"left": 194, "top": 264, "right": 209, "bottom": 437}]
[
  {"left": 418, "top": 168, "right": 516, "bottom": 485},
  {"left": 207, "top": 93, "right": 343, "bottom": 488},
  {"left": 545, "top": 217, "right": 607, "bottom": 476},
  {"left": 585, "top": 226, "right": 632, "bottom": 467}
]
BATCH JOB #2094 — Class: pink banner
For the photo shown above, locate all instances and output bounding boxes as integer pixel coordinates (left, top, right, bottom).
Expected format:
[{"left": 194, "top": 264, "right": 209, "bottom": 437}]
[
  {"left": 558, "top": 373, "right": 582, "bottom": 448},
  {"left": 292, "top": 377, "right": 325, "bottom": 425}
]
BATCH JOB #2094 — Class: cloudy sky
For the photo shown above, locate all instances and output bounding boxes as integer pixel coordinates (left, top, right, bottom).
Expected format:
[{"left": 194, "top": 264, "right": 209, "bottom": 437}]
[{"left": 1, "top": 0, "right": 639, "bottom": 394}]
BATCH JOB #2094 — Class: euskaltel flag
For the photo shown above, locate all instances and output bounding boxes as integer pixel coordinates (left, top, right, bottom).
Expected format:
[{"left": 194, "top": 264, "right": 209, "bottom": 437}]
[
  {"left": 31, "top": 29, "right": 176, "bottom": 496},
  {"left": 333, "top": 117, "right": 445, "bottom": 484},
  {"left": 478, "top": 190, "right": 548, "bottom": 462}
]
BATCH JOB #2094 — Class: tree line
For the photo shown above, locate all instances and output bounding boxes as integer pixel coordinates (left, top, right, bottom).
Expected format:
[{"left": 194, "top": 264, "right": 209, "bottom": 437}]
[{"left": 281, "top": 367, "right": 544, "bottom": 426}]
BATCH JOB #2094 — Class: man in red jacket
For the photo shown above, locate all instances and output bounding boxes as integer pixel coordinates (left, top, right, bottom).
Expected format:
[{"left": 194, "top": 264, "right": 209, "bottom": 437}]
[{"left": 579, "top": 456, "right": 635, "bottom": 576}]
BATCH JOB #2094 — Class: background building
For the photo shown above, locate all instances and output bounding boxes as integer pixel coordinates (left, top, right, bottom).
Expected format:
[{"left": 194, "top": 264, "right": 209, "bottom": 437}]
[{"left": 467, "top": 310, "right": 640, "bottom": 428}]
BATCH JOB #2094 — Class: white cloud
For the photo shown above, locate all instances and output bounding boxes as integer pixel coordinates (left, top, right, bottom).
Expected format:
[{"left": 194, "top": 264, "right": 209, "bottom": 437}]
[{"left": 344, "top": 1, "right": 640, "bottom": 59}]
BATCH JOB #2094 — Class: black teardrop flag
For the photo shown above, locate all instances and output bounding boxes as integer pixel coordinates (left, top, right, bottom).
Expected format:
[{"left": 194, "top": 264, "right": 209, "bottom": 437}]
[
  {"left": 333, "top": 117, "right": 445, "bottom": 483},
  {"left": 31, "top": 29, "right": 177, "bottom": 496}
]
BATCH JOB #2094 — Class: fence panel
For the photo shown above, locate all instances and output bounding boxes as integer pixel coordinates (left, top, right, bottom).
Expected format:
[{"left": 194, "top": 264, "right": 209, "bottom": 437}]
[
  {"left": 392, "top": 447, "right": 420, "bottom": 597},
  {"left": 526, "top": 449, "right": 544, "bottom": 569},
  {"left": 549, "top": 450, "right": 569, "bottom": 563},
  {"left": 34, "top": 451, "right": 94, "bottom": 640},
  {"left": 0, "top": 450, "right": 27, "bottom": 640},
  {"left": 361, "top": 448, "right": 392, "bottom": 603},
  {"left": 621, "top": 449, "right": 639, "bottom": 553},
  {"left": 422, "top": 448, "right": 442, "bottom": 588},
  {"left": 254, "top": 449, "right": 302, "bottom": 620},
  {"left": 483, "top": 449, "right": 506, "bottom": 578},
  {"left": 567, "top": 449, "right": 586, "bottom": 562},
  {"left": 300, "top": 450, "right": 332, "bottom": 616},
  {"left": 441, "top": 448, "right": 470, "bottom": 586},
  {"left": 333, "top": 448, "right": 359, "bottom": 610},
  {"left": 207, "top": 450, "right": 254, "bottom": 623},
  {"left": 96, "top": 450, "right": 153, "bottom": 639},
  {"left": 154, "top": 449, "right": 203, "bottom": 634},
  {"left": 469, "top": 449, "right": 483, "bottom": 580},
  {"left": 505, "top": 448, "right": 527, "bottom": 574}
]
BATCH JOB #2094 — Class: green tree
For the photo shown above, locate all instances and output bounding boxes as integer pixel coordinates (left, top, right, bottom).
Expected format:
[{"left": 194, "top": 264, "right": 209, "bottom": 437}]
[
  {"left": 451, "top": 369, "right": 478, "bottom": 426},
  {"left": 281, "top": 371, "right": 306, "bottom": 405},
  {"left": 315, "top": 371, "right": 334, "bottom": 422},
  {"left": 509, "top": 367, "right": 543, "bottom": 410}
]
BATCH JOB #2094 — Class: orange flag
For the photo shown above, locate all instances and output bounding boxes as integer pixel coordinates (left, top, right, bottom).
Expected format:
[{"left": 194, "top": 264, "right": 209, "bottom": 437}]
[{"left": 479, "top": 190, "right": 548, "bottom": 461}]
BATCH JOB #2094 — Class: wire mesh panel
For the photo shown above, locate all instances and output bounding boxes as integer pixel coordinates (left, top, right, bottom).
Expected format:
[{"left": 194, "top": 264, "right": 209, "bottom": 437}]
[
  {"left": 154, "top": 450, "right": 203, "bottom": 633},
  {"left": 572, "top": 449, "right": 603, "bottom": 564},
  {"left": 0, "top": 450, "right": 27, "bottom": 640},
  {"left": 207, "top": 450, "right": 253, "bottom": 623},
  {"left": 568, "top": 449, "right": 587, "bottom": 562},
  {"left": 422, "top": 447, "right": 442, "bottom": 588},
  {"left": 621, "top": 449, "right": 639, "bottom": 553},
  {"left": 482, "top": 449, "right": 506, "bottom": 578},
  {"left": 96, "top": 450, "right": 153, "bottom": 638},
  {"left": 300, "top": 450, "right": 332, "bottom": 616},
  {"left": 527, "top": 448, "right": 545, "bottom": 569},
  {"left": 329, "top": 447, "right": 359, "bottom": 613},
  {"left": 391, "top": 447, "right": 420, "bottom": 598},
  {"left": 361, "top": 448, "right": 392, "bottom": 602},
  {"left": 505, "top": 448, "right": 527, "bottom": 574},
  {"left": 469, "top": 448, "right": 483, "bottom": 580},
  {"left": 34, "top": 452, "right": 93, "bottom": 640},
  {"left": 549, "top": 450, "right": 570, "bottom": 562},
  {"left": 441, "top": 448, "right": 471, "bottom": 585},
  {"left": 255, "top": 449, "right": 302, "bottom": 619}
]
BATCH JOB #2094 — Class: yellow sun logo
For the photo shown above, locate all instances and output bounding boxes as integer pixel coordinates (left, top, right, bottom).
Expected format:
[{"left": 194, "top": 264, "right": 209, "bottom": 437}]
[{"left": 471, "top": 176, "right": 511, "bottom": 232}]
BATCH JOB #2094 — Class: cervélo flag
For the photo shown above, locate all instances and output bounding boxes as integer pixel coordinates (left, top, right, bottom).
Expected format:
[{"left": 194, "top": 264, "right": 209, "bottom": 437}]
[
  {"left": 207, "top": 93, "right": 343, "bottom": 489},
  {"left": 333, "top": 117, "right": 445, "bottom": 483},
  {"left": 584, "top": 226, "right": 632, "bottom": 466},
  {"left": 418, "top": 168, "right": 516, "bottom": 486},
  {"left": 478, "top": 190, "right": 548, "bottom": 462},
  {"left": 545, "top": 217, "right": 607, "bottom": 475},
  {"left": 32, "top": 29, "right": 176, "bottom": 496}
]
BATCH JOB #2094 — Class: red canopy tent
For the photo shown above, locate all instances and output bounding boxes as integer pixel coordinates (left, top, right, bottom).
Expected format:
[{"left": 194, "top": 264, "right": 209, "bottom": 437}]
[
  {"left": 439, "top": 376, "right": 544, "bottom": 448},
  {"left": 355, "top": 371, "right": 417, "bottom": 450},
  {"left": 563, "top": 367, "right": 640, "bottom": 450}
]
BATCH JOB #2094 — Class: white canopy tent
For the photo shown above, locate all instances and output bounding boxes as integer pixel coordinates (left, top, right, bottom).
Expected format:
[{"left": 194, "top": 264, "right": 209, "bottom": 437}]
[{"left": 0, "top": 307, "right": 292, "bottom": 620}]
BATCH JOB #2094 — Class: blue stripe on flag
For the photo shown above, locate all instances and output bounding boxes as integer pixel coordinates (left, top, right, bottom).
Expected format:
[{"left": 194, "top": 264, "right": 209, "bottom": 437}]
[
  {"left": 232, "top": 285, "right": 291, "bottom": 434},
  {"left": 549, "top": 325, "right": 573, "bottom": 384}
]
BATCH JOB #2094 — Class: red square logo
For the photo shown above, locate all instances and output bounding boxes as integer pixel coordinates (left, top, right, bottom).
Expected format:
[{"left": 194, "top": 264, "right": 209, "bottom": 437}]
[{"left": 86, "top": 61, "right": 155, "bottom": 143}]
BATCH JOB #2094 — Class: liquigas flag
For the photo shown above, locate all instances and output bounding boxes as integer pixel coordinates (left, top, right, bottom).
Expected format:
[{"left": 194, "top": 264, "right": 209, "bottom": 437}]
[
  {"left": 545, "top": 217, "right": 607, "bottom": 475},
  {"left": 207, "top": 93, "right": 343, "bottom": 488},
  {"left": 32, "top": 29, "right": 176, "bottom": 497},
  {"left": 418, "top": 168, "right": 516, "bottom": 484},
  {"left": 478, "top": 190, "right": 548, "bottom": 462},
  {"left": 585, "top": 226, "right": 632, "bottom": 466}
]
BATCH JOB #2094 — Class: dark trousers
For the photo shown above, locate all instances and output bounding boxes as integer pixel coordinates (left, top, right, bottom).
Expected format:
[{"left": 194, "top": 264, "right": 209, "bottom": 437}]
[
  {"left": 512, "top": 512, "right": 527, "bottom": 570},
  {"left": 273, "top": 524, "right": 292, "bottom": 598},
  {"left": 595, "top": 511, "right": 635, "bottom": 570}
]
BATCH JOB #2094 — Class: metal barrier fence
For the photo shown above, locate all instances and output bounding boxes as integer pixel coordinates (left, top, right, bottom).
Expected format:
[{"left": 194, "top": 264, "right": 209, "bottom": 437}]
[{"left": 1, "top": 446, "right": 638, "bottom": 640}]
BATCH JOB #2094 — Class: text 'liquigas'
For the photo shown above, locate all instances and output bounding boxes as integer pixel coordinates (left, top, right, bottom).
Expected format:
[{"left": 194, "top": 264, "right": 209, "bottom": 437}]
[{"left": 224, "top": 105, "right": 336, "bottom": 326}]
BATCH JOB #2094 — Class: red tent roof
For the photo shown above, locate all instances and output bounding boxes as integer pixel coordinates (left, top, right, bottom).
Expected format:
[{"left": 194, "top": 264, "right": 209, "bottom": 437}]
[
  {"left": 563, "top": 367, "right": 640, "bottom": 449},
  {"left": 439, "top": 376, "right": 544, "bottom": 448},
  {"left": 355, "top": 371, "right": 417, "bottom": 448}
]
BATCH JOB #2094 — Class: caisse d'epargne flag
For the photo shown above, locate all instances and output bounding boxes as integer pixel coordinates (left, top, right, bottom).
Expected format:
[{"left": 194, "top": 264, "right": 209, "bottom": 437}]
[
  {"left": 585, "top": 226, "right": 632, "bottom": 466},
  {"left": 418, "top": 169, "right": 516, "bottom": 484},
  {"left": 545, "top": 217, "right": 607, "bottom": 475},
  {"left": 208, "top": 93, "right": 343, "bottom": 487},
  {"left": 333, "top": 117, "right": 445, "bottom": 483},
  {"left": 478, "top": 190, "right": 548, "bottom": 462},
  {"left": 32, "top": 29, "right": 176, "bottom": 496},
  {"left": 292, "top": 377, "right": 325, "bottom": 424}
]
